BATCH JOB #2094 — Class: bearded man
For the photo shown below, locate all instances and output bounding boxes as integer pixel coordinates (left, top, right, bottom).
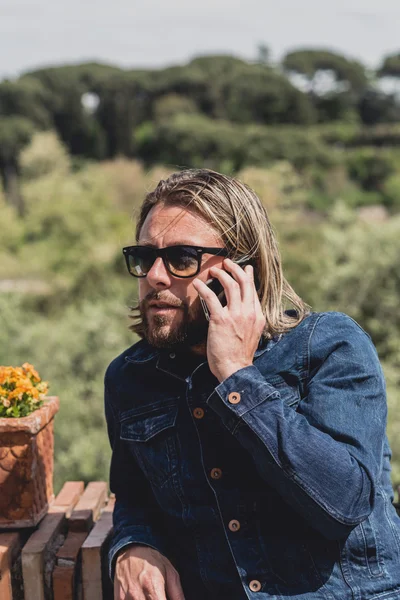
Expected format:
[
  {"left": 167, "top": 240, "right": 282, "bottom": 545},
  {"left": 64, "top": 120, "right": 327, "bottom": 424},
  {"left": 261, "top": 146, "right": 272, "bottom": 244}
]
[{"left": 105, "top": 169, "right": 400, "bottom": 600}]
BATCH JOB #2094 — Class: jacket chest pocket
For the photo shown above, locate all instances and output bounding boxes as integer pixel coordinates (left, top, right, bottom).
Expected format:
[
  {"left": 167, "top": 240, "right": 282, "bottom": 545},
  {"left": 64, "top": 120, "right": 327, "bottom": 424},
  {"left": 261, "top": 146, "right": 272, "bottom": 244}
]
[{"left": 120, "top": 402, "right": 179, "bottom": 488}]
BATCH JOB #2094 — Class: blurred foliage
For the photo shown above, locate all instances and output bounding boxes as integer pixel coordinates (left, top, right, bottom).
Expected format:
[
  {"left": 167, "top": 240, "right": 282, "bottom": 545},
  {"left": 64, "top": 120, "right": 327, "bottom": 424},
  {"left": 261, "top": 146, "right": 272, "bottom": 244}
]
[
  {"left": 0, "top": 51, "right": 399, "bottom": 189},
  {"left": 379, "top": 53, "right": 400, "bottom": 78},
  {"left": 2, "top": 50, "right": 400, "bottom": 492},
  {"left": 134, "top": 115, "right": 335, "bottom": 172},
  {"left": 7, "top": 50, "right": 397, "bottom": 165},
  {"left": 283, "top": 48, "right": 367, "bottom": 93},
  {"left": 21, "top": 131, "right": 71, "bottom": 180},
  {"left": 153, "top": 94, "right": 199, "bottom": 122}
]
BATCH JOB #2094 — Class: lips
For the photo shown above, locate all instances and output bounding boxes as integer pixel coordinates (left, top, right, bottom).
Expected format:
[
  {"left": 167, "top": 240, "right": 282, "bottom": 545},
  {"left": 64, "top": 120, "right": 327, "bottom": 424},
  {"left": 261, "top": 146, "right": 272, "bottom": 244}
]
[{"left": 149, "top": 303, "right": 179, "bottom": 309}]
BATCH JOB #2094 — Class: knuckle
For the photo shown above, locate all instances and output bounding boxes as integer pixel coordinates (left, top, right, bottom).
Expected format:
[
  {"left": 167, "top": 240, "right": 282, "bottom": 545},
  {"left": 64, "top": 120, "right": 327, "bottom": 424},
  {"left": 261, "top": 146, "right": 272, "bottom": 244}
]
[
  {"left": 138, "top": 571, "right": 158, "bottom": 591},
  {"left": 213, "top": 314, "right": 225, "bottom": 325},
  {"left": 243, "top": 309, "right": 256, "bottom": 321}
]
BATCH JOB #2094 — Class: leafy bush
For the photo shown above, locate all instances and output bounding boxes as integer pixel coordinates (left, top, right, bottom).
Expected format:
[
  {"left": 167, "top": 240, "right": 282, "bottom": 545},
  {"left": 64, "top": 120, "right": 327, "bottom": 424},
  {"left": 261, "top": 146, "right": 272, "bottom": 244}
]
[
  {"left": 345, "top": 148, "right": 397, "bottom": 191},
  {"left": 21, "top": 131, "right": 70, "bottom": 180},
  {"left": 135, "top": 116, "right": 335, "bottom": 172}
]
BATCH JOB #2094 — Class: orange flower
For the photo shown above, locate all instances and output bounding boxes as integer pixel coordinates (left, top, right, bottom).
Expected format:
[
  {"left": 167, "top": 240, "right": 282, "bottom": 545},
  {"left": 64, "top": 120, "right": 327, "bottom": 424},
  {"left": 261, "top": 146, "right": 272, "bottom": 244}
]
[
  {"left": 22, "top": 363, "right": 41, "bottom": 383},
  {"left": 0, "top": 363, "right": 49, "bottom": 417}
]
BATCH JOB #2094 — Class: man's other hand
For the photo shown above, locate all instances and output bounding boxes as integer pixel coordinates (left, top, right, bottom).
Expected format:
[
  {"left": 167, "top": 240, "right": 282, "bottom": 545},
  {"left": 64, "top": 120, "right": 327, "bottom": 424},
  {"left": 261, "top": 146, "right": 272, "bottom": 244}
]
[{"left": 114, "top": 545, "right": 186, "bottom": 600}]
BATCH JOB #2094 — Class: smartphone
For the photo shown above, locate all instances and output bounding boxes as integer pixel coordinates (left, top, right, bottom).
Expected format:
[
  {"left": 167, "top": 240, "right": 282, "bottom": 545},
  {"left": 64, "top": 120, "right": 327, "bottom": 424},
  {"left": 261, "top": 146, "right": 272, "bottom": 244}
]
[{"left": 200, "top": 258, "right": 257, "bottom": 321}]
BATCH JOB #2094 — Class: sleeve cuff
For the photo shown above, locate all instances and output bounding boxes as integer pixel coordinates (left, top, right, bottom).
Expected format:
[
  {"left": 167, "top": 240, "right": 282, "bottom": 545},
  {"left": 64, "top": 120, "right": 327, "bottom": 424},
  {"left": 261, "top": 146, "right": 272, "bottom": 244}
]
[
  {"left": 108, "top": 527, "right": 168, "bottom": 582},
  {"left": 206, "top": 365, "right": 279, "bottom": 429}
]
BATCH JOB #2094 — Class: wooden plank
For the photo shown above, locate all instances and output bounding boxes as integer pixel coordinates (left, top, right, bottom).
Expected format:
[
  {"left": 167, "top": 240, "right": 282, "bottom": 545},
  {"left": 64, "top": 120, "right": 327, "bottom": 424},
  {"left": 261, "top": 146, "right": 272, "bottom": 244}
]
[
  {"left": 53, "top": 532, "right": 87, "bottom": 600},
  {"left": 50, "top": 482, "right": 85, "bottom": 518},
  {"left": 57, "top": 532, "right": 88, "bottom": 564},
  {"left": 0, "top": 533, "right": 21, "bottom": 600},
  {"left": 81, "top": 498, "right": 115, "bottom": 600},
  {"left": 69, "top": 482, "right": 108, "bottom": 533},
  {"left": 21, "top": 512, "right": 66, "bottom": 600},
  {"left": 53, "top": 564, "right": 75, "bottom": 600}
]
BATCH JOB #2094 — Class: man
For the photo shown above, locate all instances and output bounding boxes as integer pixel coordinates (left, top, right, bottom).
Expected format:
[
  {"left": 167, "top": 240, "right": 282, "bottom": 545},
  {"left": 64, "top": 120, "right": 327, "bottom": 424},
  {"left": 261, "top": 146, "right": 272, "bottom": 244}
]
[{"left": 105, "top": 169, "right": 400, "bottom": 600}]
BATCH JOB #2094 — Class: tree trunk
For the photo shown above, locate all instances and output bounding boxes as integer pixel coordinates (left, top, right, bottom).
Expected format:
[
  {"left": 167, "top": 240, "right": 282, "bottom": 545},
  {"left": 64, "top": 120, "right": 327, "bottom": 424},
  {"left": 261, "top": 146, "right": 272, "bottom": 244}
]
[{"left": 0, "top": 161, "right": 25, "bottom": 218}]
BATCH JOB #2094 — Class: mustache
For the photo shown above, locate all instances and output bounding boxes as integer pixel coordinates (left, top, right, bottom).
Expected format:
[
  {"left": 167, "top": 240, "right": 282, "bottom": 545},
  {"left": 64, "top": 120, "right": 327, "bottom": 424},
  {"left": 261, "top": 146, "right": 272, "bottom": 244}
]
[{"left": 142, "top": 291, "right": 186, "bottom": 309}]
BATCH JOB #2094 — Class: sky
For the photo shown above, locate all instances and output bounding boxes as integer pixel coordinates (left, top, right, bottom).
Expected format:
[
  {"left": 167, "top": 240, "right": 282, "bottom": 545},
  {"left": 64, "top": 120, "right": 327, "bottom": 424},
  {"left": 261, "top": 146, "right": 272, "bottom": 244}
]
[{"left": 1, "top": 0, "right": 400, "bottom": 79}]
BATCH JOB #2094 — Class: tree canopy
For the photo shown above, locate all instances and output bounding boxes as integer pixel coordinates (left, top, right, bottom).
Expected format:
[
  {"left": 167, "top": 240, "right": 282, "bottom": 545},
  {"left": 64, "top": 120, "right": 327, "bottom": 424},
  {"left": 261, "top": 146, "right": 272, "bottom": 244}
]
[{"left": 1, "top": 50, "right": 400, "bottom": 207}]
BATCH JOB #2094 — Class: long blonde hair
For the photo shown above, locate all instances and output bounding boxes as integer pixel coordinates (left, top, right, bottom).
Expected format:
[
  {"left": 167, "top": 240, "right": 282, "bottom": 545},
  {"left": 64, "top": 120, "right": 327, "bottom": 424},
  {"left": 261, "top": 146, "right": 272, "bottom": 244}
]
[{"left": 129, "top": 169, "right": 310, "bottom": 339}]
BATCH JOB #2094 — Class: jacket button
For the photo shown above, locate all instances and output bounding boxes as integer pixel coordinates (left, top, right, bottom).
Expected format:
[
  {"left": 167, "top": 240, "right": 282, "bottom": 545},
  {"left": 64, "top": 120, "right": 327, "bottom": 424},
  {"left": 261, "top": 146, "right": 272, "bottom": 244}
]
[
  {"left": 228, "top": 392, "right": 241, "bottom": 404},
  {"left": 193, "top": 407, "right": 205, "bottom": 419},
  {"left": 249, "top": 580, "right": 262, "bottom": 592},
  {"left": 210, "top": 468, "right": 222, "bottom": 480},
  {"left": 228, "top": 519, "right": 240, "bottom": 532}
]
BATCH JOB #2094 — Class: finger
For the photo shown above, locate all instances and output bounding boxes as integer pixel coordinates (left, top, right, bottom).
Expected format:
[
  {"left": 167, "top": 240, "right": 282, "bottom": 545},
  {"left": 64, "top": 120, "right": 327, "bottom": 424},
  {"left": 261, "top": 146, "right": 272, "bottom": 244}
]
[
  {"left": 148, "top": 580, "right": 168, "bottom": 600},
  {"left": 192, "top": 278, "right": 225, "bottom": 318},
  {"left": 114, "top": 577, "right": 146, "bottom": 600},
  {"left": 222, "top": 259, "right": 255, "bottom": 306},
  {"left": 243, "top": 264, "right": 258, "bottom": 307},
  {"left": 165, "top": 568, "right": 186, "bottom": 600},
  {"left": 207, "top": 266, "right": 241, "bottom": 309}
]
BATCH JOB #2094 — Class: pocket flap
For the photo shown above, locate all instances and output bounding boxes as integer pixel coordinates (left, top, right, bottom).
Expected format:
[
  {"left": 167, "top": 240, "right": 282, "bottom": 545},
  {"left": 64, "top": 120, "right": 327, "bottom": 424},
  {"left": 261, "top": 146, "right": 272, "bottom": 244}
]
[{"left": 120, "top": 404, "right": 178, "bottom": 442}]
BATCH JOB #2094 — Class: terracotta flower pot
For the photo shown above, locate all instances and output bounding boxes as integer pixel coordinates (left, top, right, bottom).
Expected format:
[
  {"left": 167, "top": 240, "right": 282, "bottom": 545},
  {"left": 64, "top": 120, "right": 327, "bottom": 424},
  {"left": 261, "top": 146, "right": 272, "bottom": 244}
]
[{"left": 0, "top": 396, "right": 59, "bottom": 528}]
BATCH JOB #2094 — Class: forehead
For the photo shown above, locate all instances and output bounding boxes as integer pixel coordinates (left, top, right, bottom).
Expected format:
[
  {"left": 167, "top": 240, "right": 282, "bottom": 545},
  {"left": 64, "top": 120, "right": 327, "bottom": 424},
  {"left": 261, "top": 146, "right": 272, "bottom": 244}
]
[{"left": 138, "top": 204, "right": 222, "bottom": 247}]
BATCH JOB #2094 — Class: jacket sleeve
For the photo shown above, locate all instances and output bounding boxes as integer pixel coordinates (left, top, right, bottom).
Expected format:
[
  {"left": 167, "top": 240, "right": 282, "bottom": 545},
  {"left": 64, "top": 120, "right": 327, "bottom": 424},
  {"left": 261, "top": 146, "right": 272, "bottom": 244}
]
[
  {"left": 206, "top": 312, "right": 387, "bottom": 540},
  {"left": 105, "top": 372, "right": 169, "bottom": 581}
]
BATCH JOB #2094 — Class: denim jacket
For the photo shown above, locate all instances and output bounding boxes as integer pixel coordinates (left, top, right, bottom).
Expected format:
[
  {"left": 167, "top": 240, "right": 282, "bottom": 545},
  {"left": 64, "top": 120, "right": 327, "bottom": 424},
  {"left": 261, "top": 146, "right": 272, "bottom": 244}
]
[{"left": 104, "top": 311, "right": 400, "bottom": 600}]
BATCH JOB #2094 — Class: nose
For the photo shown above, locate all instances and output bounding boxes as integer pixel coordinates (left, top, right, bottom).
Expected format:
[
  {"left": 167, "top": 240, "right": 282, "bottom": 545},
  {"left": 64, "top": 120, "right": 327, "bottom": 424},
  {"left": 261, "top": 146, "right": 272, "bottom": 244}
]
[{"left": 146, "top": 257, "right": 172, "bottom": 289}]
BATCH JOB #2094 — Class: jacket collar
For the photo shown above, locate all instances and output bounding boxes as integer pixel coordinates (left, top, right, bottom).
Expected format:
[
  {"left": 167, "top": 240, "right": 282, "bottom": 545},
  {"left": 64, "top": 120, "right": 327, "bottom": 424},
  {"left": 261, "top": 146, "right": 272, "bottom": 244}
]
[
  {"left": 124, "top": 339, "right": 203, "bottom": 382},
  {"left": 124, "top": 339, "right": 159, "bottom": 364},
  {"left": 125, "top": 333, "right": 281, "bottom": 367}
]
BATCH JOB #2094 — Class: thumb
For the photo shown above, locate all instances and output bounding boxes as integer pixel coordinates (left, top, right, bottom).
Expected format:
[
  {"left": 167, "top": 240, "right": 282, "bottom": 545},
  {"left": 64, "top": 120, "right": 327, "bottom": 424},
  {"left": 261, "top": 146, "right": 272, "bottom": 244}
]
[{"left": 165, "top": 568, "right": 185, "bottom": 600}]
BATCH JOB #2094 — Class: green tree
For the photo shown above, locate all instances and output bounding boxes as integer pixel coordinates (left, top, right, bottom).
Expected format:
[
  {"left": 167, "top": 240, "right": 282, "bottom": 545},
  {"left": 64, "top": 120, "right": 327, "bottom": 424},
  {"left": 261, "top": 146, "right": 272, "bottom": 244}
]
[
  {"left": 0, "top": 117, "right": 34, "bottom": 217},
  {"left": 134, "top": 114, "right": 241, "bottom": 171},
  {"left": 158, "top": 56, "right": 247, "bottom": 119},
  {"left": 283, "top": 49, "right": 367, "bottom": 94},
  {"left": 283, "top": 49, "right": 368, "bottom": 122},
  {"left": 257, "top": 44, "right": 270, "bottom": 65},
  {"left": 345, "top": 148, "right": 397, "bottom": 191},
  {"left": 379, "top": 53, "right": 400, "bottom": 78},
  {"left": 358, "top": 88, "right": 400, "bottom": 125},
  {"left": 134, "top": 115, "right": 333, "bottom": 172},
  {"left": 223, "top": 65, "right": 315, "bottom": 124},
  {"left": 0, "top": 77, "right": 51, "bottom": 128},
  {"left": 95, "top": 72, "right": 153, "bottom": 157},
  {"left": 22, "top": 67, "right": 106, "bottom": 158},
  {"left": 153, "top": 94, "right": 199, "bottom": 122}
]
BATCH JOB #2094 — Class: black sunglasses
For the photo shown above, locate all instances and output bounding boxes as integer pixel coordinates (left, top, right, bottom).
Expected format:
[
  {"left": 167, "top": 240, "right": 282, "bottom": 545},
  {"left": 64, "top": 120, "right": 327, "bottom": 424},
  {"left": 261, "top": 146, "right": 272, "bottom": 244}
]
[{"left": 122, "top": 245, "right": 230, "bottom": 279}]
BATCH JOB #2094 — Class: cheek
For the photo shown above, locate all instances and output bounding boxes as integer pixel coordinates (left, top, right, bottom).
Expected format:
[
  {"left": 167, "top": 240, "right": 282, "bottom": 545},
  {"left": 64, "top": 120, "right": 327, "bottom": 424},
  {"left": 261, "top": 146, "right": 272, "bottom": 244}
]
[
  {"left": 138, "top": 280, "right": 147, "bottom": 301},
  {"left": 186, "top": 283, "right": 201, "bottom": 307}
]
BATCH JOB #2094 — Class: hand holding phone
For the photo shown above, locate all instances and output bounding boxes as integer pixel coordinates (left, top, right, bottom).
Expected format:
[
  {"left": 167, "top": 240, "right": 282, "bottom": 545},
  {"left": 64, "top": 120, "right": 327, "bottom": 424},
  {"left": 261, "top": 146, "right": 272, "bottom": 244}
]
[
  {"left": 200, "top": 277, "right": 226, "bottom": 321},
  {"left": 192, "top": 257, "right": 266, "bottom": 382},
  {"left": 199, "top": 258, "right": 257, "bottom": 321}
]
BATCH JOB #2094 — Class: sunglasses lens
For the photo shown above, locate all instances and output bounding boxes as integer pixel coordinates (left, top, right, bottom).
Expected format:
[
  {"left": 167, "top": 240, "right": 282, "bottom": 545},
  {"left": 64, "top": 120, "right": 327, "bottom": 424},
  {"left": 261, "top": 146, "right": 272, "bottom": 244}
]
[
  {"left": 127, "top": 247, "right": 156, "bottom": 276},
  {"left": 166, "top": 246, "right": 199, "bottom": 276}
]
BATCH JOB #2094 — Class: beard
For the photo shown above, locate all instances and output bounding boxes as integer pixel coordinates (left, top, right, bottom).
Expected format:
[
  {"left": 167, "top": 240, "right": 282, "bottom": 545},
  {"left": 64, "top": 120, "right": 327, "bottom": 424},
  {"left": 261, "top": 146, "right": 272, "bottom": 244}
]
[{"left": 140, "top": 295, "right": 209, "bottom": 350}]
